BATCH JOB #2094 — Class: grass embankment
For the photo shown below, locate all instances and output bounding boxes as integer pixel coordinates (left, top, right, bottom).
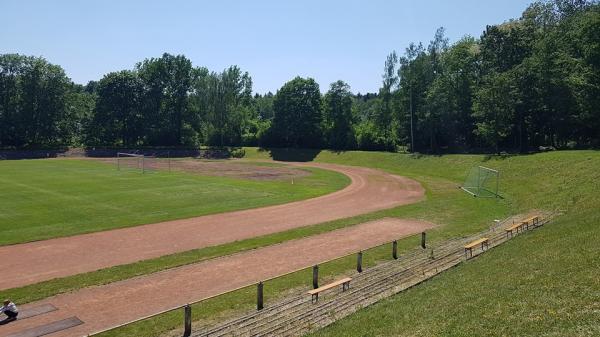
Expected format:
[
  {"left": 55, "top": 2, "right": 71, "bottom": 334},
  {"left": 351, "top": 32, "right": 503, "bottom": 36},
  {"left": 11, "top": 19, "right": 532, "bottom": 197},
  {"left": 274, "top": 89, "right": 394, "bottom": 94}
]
[
  {"left": 263, "top": 150, "right": 597, "bottom": 337},
  {"left": 0, "top": 158, "right": 349, "bottom": 245}
]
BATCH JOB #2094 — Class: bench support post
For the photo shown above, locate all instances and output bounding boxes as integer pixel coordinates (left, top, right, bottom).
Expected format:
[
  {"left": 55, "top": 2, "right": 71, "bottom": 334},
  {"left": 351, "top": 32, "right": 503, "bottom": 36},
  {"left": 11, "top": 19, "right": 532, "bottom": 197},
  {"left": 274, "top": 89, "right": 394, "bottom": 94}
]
[
  {"left": 392, "top": 240, "right": 398, "bottom": 260},
  {"left": 421, "top": 232, "right": 426, "bottom": 249},
  {"left": 183, "top": 305, "right": 191, "bottom": 337},
  {"left": 257, "top": 282, "right": 264, "bottom": 311},
  {"left": 357, "top": 251, "right": 363, "bottom": 273},
  {"left": 312, "top": 265, "right": 319, "bottom": 289}
]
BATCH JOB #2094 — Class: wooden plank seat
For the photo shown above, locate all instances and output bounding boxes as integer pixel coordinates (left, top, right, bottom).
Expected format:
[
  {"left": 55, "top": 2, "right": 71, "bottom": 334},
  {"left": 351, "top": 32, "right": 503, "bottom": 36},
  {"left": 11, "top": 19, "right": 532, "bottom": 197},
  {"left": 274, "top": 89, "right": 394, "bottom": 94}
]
[
  {"left": 505, "top": 215, "right": 542, "bottom": 238},
  {"left": 521, "top": 215, "right": 541, "bottom": 230},
  {"left": 464, "top": 237, "right": 489, "bottom": 258},
  {"left": 505, "top": 222, "right": 523, "bottom": 238},
  {"left": 307, "top": 277, "right": 352, "bottom": 303}
]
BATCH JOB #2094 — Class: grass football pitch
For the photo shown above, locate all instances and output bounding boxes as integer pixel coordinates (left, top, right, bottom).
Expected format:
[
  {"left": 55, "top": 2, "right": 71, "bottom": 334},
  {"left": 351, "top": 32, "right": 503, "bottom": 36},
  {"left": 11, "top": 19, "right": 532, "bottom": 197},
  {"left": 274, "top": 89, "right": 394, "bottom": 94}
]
[{"left": 0, "top": 158, "right": 349, "bottom": 246}]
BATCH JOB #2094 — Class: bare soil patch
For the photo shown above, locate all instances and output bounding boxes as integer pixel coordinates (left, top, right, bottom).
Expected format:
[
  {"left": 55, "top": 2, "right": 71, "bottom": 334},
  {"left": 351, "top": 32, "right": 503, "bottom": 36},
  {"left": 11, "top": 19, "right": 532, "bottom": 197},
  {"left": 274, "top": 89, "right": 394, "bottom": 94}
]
[{"left": 95, "top": 157, "right": 311, "bottom": 180}]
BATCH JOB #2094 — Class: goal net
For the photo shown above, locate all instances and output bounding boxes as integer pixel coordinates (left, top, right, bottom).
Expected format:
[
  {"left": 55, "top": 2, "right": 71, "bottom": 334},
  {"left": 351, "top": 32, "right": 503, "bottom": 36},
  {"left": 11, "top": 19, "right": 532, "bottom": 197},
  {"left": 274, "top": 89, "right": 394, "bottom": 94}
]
[
  {"left": 461, "top": 166, "right": 500, "bottom": 198},
  {"left": 116, "top": 152, "right": 157, "bottom": 173}
]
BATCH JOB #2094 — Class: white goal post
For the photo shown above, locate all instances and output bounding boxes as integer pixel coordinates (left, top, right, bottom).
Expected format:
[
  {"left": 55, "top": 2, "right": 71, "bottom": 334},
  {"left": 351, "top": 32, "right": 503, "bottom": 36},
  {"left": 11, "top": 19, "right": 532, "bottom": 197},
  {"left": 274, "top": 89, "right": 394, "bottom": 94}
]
[
  {"left": 116, "top": 152, "right": 154, "bottom": 173},
  {"left": 461, "top": 165, "right": 500, "bottom": 198}
]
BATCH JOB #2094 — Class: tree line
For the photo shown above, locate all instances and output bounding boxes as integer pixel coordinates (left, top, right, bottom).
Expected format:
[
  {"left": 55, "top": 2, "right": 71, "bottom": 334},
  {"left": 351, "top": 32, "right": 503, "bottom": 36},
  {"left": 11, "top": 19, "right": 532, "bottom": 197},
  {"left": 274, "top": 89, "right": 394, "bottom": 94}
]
[{"left": 1, "top": 0, "right": 598, "bottom": 152}]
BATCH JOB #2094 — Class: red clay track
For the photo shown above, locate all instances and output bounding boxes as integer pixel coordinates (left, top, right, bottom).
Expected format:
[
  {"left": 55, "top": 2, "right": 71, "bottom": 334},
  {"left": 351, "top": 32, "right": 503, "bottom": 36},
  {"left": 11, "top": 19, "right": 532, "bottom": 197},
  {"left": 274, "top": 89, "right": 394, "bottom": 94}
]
[
  {"left": 1, "top": 218, "right": 433, "bottom": 337},
  {"left": 0, "top": 162, "right": 424, "bottom": 290}
]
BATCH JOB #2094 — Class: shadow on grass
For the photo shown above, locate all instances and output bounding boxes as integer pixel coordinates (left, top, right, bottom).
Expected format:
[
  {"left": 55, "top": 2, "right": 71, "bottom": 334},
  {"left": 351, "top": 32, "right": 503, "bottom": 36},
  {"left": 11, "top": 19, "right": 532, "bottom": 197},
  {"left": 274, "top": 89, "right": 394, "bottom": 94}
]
[{"left": 258, "top": 147, "right": 322, "bottom": 162}]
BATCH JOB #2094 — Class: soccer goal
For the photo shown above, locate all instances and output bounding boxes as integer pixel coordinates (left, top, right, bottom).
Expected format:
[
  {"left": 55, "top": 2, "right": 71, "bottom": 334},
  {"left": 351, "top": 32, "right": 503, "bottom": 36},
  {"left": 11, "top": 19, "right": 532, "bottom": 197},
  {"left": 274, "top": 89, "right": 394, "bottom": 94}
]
[
  {"left": 461, "top": 166, "right": 500, "bottom": 198},
  {"left": 116, "top": 152, "right": 156, "bottom": 173}
]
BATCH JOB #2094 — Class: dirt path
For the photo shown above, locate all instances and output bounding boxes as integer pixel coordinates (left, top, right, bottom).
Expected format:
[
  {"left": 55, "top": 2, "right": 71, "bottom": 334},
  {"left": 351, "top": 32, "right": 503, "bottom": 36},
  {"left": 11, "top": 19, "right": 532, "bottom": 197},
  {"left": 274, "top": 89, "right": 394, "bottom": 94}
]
[
  {"left": 0, "top": 218, "right": 434, "bottom": 337},
  {"left": 0, "top": 162, "right": 424, "bottom": 290}
]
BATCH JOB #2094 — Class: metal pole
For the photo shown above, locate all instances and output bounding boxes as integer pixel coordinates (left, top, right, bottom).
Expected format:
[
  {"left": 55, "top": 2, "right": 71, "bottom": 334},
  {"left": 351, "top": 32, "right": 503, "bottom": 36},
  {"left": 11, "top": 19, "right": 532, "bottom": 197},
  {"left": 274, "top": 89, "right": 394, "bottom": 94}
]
[
  {"left": 357, "top": 251, "right": 363, "bottom": 273},
  {"left": 496, "top": 171, "right": 500, "bottom": 198},
  {"left": 410, "top": 86, "right": 415, "bottom": 153},
  {"left": 168, "top": 151, "right": 171, "bottom": 172},
  {"left": 257, "top": 282, "right": 264, "bottom": 310},
  {"left": 117, "top": 153, "right": 120, "bottom": 170},
  {"left": 477, "top": 166, "right": 481, "bottom": 196},
  {"left": 183, "top": 305, "right": 191, "bottom": 337},
  {"left": 142, "top": 155, "right": 145, "bottom": 174},
  {"left": 312, "top": 265, "right": 319, "bottom": 289},
  {"left": 392, "top": 240, "right": 398, "bottom": 260}
]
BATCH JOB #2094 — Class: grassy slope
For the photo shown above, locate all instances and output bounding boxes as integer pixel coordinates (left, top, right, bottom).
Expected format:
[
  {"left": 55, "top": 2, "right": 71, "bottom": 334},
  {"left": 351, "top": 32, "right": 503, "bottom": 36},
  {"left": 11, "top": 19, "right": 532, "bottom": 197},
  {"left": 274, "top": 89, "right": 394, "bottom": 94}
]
[
  {"left": 311, "top": 210, "right": 600, "bottom": 337},
  {"left": 0, "top": 158, "right": 349, "bottom": 245},
  {"left": 245, "top": 150, "right": 600, "bottom": 337}
]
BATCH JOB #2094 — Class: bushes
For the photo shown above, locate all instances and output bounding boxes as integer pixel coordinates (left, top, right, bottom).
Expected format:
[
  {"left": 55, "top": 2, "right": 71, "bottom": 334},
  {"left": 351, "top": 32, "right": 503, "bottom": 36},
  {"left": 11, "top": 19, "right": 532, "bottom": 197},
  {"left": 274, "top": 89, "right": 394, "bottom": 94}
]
[{"left": 355, "top": 122, "right": 398, "bottom": 152}]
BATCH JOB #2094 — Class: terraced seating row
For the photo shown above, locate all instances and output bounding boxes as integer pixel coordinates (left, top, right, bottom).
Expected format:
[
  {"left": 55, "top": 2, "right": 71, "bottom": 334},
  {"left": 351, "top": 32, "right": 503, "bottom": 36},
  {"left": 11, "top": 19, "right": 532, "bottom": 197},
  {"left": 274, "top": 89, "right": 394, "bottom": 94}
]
[{"left": 193, "top": 215, "right": 548, "bottom": 337}]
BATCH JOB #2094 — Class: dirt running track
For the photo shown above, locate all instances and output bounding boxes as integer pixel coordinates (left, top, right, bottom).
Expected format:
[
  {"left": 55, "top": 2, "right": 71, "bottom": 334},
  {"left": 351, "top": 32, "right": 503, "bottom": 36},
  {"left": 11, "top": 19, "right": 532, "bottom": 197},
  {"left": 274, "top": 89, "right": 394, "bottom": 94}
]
[
  {"left": 0, "top": 162, "right": 424, "bottom": 290},
  {"left": 0, "top": 218, "right": 434, "bottom": 337}
]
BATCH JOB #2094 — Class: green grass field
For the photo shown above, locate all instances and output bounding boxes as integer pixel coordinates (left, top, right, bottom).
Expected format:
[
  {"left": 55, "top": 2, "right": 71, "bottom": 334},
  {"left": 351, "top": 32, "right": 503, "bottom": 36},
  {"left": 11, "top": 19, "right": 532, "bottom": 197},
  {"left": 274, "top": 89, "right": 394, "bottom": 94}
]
[
  {"left": 0, "top": 158, "right": 349, "bottom": 245},
  {"left": 3, "top": 150, "right": 598, "bottom": 337}
]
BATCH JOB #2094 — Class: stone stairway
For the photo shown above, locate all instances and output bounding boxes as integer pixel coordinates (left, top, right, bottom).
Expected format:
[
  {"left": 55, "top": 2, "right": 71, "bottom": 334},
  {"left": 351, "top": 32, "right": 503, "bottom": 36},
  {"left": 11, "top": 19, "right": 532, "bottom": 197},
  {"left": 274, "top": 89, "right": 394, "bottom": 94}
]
[{"left": 190, "top": 214, "right": 551, "bottom": 337}]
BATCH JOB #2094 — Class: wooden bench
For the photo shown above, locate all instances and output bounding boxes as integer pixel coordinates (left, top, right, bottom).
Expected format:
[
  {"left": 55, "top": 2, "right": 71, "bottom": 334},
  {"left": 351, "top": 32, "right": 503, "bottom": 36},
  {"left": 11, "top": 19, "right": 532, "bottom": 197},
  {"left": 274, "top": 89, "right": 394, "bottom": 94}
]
[
  {"left": 521, "top": 215, "right": 541, "bottom": 230},
  {"left": 505, "top": 215, "right": 543, "bottom": 238},
  {"left": 505, "top": 222, "right": 523, "bottom": 238},
  {"left": 464, "top": 237, "right": 489, "bottom": 258},
  {"left": 307, "top": 277, "right": 352, "bottom": 303}
]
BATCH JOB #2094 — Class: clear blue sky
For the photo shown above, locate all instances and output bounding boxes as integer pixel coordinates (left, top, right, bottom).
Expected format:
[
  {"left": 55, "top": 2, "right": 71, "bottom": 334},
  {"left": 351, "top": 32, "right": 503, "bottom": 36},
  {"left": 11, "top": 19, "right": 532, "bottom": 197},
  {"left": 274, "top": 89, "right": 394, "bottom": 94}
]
[{"left": 1, "top": 0, "right": 531, "bottom": 94}]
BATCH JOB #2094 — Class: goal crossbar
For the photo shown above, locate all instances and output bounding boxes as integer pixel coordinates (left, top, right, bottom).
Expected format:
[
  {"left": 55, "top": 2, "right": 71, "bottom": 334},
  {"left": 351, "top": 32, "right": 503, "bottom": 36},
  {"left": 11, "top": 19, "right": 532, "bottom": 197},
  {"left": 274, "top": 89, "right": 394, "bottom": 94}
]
[
  {"left": 117, "top": 152, "right": 144, "bottom": 157},
  {"left": 117, "top": 152, "right": 154, "bottom": 173}
]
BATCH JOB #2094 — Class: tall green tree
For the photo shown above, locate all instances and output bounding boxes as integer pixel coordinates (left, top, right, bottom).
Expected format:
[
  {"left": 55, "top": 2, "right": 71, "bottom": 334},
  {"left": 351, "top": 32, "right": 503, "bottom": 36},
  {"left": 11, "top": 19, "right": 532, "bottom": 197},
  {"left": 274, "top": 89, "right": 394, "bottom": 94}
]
[
  {"left": 473, "top": 72, "right": 518, "bottom": 152},
  {"left": 270, "top": 77, "right": 323, "bottom": 148},
  {"left": 136, "top": 53, "right": 195, "bottom": 146},
  {"left": 87, "top": 71, "right": 144, "bottom": 146},
  {"left": 323, "top": 80, "right": 355, "bottom": 149},
  {"left": 194, "top": 66, "right": 253, "bottom": 146},
  {"left": 0, "top": 54, "right": 72, "bottom": 147},
  {"left": 439, "top": 37, "right": 479, "bottom": 149},
  {"left": 421, "top": 27, "right": 449, "bottom": 152},
  {"left": 378, "top": 51, "right": 398, "bottom": 142},
  {"left": 396, "top": 39, "right": 438, "bottom": 152}
]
